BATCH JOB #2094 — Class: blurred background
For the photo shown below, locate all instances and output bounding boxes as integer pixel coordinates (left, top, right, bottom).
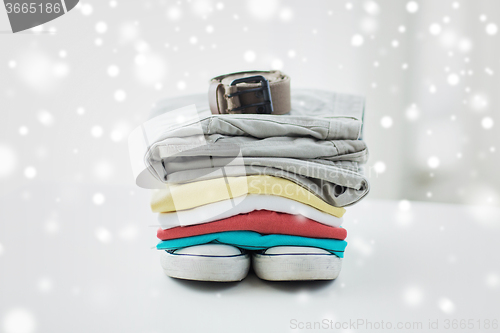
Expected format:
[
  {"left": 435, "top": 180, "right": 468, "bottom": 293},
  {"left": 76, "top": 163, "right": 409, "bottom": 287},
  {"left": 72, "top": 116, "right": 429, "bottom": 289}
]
[
  {"left": 1, "top": 1, "right": 500, "bottom": 332},
  {"left": 1, "top": 0, "right": 500, "bottom": 205}
]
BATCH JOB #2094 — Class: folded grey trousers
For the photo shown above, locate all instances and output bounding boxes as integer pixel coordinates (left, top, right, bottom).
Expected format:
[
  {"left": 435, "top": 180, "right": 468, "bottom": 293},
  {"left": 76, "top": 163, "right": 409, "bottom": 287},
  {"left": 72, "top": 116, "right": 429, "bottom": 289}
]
[
  {"left": 149, "top": 113, "right": 362, "bottom": 141},
  {"left": 129, "top": 89, "right": 369, "bottom": 206},
  {"left": 152, "top": 135, "right": 367, "bottom": 162},
  {"left": 146, "top": 133, "right": 369, "bottom": 206},
  {"left": 150, "top": 89, "right": 365, "bottom": 133},
  {"left": 164, "top": 160, "right": 368, "bottom": 207}
]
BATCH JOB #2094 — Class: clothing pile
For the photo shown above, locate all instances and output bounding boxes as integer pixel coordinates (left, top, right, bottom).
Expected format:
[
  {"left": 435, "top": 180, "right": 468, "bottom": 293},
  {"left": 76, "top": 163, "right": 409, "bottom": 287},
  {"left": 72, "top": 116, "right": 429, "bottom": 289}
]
[{"left": 129, "top": 71, "right": 369, "bottom": 282}]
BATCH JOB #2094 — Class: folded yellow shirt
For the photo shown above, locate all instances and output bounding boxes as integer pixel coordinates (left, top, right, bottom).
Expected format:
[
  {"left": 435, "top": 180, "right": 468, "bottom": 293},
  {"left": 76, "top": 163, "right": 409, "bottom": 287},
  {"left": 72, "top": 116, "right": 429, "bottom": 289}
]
[{"left": 151, "top": 175, "right": 346, "bottom": 218}]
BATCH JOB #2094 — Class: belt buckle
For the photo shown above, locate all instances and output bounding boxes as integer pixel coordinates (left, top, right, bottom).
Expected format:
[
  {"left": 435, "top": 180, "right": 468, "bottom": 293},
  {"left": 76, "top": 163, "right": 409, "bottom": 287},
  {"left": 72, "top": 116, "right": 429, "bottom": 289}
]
[{"left": 227, "top": 75, "right": 274, "bottom": 114}]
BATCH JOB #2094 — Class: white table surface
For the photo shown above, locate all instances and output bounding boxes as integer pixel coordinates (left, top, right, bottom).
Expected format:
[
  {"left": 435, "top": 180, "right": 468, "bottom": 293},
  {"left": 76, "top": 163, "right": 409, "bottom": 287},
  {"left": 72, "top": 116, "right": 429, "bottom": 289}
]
[{"left": 1, "top": 183, "right": 499, "bottom": 333}]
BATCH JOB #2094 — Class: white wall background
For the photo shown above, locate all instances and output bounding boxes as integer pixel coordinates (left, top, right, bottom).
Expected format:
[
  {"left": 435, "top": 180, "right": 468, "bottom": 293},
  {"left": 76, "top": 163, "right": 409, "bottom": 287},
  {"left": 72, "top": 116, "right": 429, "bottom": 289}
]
[{"left": 1, "top": 0, "right": 499, "bottom": 207}]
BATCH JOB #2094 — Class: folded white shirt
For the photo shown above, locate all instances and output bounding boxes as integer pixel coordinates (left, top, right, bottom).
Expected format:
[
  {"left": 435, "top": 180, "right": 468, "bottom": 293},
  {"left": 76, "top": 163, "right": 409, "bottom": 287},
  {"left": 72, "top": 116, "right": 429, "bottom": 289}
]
[{"left": 158, "top": 194, "right": 344, "bottom": 229}]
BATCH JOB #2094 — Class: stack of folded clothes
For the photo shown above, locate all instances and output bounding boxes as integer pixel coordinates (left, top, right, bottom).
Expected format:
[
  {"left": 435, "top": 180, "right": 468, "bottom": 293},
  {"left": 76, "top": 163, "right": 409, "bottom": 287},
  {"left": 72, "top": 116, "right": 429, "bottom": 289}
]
[{"left": 129, "top": 71, "right": 369, "bottom": 282}]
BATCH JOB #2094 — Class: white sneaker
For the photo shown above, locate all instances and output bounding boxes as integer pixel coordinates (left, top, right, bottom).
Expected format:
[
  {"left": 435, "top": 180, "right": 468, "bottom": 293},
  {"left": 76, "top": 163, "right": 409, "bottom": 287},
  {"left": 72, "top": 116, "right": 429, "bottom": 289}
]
[
  {"left": 252, "top": 246, "right": 343, "bottom": 281},
  {"left": 160, "top": 244, "right": 250, "bottom": 282}
]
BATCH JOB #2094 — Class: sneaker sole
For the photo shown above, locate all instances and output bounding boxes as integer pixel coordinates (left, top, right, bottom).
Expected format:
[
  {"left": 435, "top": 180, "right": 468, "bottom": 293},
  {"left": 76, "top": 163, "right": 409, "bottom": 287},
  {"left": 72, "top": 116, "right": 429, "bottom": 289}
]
[
  {"left": 160, "top": 250, "right": 250, "bottom": 282},
  {"left": 252, "top": 253, "right": 342, "bottom": 281}
]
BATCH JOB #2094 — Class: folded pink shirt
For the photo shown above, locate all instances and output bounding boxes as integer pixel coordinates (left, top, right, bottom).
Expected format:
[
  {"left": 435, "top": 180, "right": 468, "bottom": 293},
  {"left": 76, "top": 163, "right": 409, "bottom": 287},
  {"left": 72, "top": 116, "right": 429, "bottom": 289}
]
[{"left": 157, "top": 210, "right": 347, "bottom": 241}]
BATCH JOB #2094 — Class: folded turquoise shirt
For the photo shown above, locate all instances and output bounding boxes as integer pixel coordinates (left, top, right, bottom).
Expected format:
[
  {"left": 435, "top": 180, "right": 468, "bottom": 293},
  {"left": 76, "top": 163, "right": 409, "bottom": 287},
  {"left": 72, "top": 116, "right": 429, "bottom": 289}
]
[{"left": 156, "top": 231, "right": 347, "bottom": 258}]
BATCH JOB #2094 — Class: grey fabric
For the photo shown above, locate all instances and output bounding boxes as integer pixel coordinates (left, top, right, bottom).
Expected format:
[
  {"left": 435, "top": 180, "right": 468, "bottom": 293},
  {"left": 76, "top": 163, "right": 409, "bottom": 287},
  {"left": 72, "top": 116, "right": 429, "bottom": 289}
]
[
  {"left": 148, "top": 89, "right": 365, "bottom": 142},
  {"left": 152, "top": 135, "right": 367, "bottom": 162},
  {"left": 163, "top": 159, "right": 368, "bottom": 207},
  {"left": 144, "top": 133, "right": 369, "bottom": 206},
  {"left": 147, "top": 114, "right": 362, "bottom": 143},
  {"left": 130, "top": 89, "right": 369, "bottom": 207},
  {"left": 166, "top": 160, "right": 361, "bottom": 179}
]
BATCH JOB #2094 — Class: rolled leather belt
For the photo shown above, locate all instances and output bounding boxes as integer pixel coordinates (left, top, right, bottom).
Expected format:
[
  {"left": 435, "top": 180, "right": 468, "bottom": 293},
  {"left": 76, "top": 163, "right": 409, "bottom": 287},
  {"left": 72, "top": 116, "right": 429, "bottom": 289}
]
[{"left": 208, "top": 70, "right": 291, "bottom": 115}]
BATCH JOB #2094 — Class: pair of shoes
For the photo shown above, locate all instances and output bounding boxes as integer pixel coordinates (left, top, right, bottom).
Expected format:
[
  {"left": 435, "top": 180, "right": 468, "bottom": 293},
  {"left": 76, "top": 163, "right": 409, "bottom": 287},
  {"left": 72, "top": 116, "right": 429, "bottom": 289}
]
[{"left": 160, "top": 244, "right": 342, "bottom": 282}]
